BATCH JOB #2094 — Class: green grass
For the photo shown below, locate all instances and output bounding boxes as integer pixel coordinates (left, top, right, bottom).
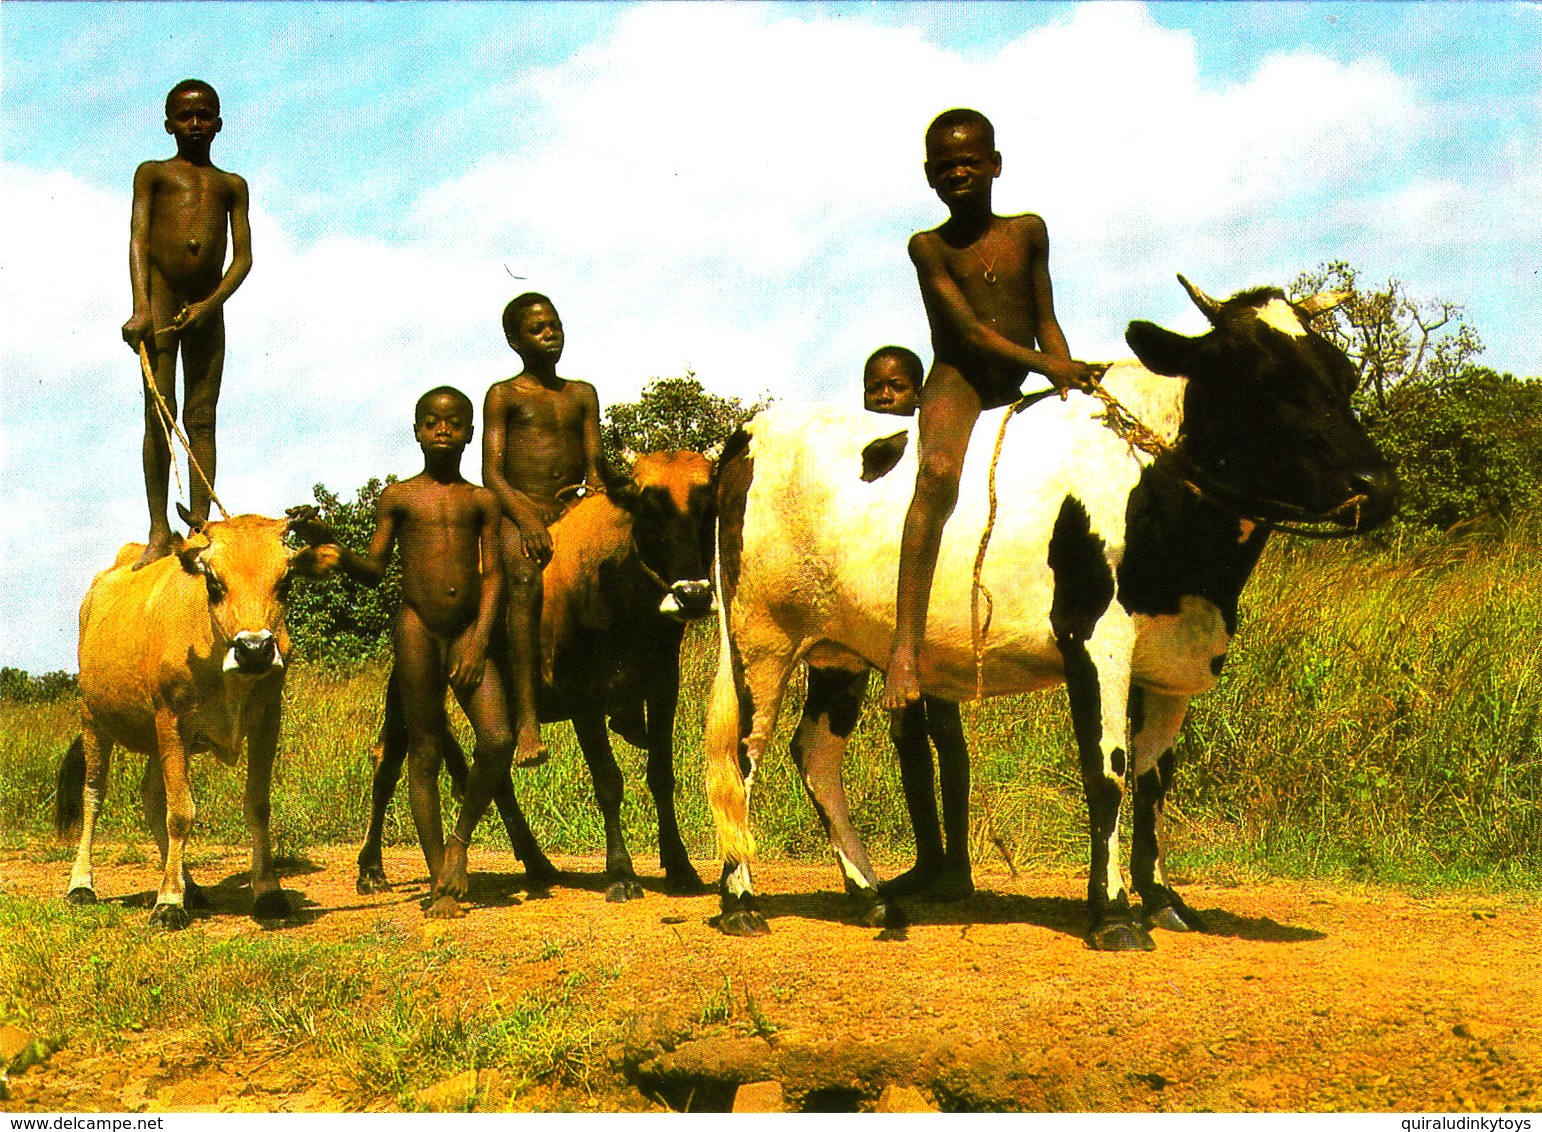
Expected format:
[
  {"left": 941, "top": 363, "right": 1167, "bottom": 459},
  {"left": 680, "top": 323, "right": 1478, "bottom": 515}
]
[
  {"left": 0, "top": 894, "right": 609, "bottom": 1106},
  {"left": 3, "top": 521, "right": 1539, "bottom": 889}
]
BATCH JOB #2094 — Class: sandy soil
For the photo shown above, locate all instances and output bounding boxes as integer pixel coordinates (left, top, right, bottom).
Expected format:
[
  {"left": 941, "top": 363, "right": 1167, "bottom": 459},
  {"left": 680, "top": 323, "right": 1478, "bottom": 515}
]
[{"left": 2, "top": 845, "right": 1539, "bottom": 1112}]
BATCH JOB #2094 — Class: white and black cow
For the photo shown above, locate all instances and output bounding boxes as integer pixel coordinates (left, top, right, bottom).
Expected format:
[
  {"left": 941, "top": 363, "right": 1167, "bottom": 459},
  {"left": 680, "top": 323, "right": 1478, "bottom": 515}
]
[{"left": 705, "top": 277, "right": 1397, "bottom": 950}]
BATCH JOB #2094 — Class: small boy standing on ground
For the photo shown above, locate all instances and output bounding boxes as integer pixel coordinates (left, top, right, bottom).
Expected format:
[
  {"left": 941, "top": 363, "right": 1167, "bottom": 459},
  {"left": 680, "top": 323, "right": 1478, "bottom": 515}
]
[
  {"left": 293, "top": 388, "right": 513, "bottom": 920},
  {"left": 122, "top": 79, "right": 253, "bottom": 569},
  {"left": 483, "top": 293, "right": 607, "bottom": 769},
  {"left": 864, "top": 346, "right": 973, "bottom": 900},
  {"left": 883, "top": 108, "right": 1100, "bottom": 710}
]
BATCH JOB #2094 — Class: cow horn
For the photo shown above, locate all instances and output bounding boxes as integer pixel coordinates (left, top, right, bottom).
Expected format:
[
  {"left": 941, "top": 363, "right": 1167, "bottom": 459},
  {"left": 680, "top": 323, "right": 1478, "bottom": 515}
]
[
  {"left": 1177, "top": 274, "right": 1224, "bottom": 323},
  {"left": 1297, "top": 290, "right": 1350, "bottom": 319}
]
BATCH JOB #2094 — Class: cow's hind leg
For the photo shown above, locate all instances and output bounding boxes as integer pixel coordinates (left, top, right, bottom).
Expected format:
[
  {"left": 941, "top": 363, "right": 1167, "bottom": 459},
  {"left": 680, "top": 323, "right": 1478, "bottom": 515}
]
[
  {"left": 1049, "top": 498, "right": 1152, "bottom": 952},
  {"left": 59, "top": 729, "right": 111, "bottom": 904},
  {"left": 1129, "top": 688, "right": 1204, "bottom": 932},
  {"left": 572, "top": 711, "right": 643, "bottom": 902},
  {"left": 792, "top": 663, "right": 904, "bottom": 932}
]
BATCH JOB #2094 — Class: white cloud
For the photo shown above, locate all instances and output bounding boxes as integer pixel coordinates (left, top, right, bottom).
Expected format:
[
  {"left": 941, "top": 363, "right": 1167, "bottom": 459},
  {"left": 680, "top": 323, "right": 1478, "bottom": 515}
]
[{"left": 6, "top": 3, "right": 1528, "bottom": 671}]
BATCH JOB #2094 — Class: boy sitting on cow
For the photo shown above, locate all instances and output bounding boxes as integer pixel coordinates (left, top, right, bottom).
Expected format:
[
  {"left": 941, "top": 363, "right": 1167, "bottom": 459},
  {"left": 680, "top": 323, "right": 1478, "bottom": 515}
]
[
  {"left": 483, "top": 293, "right": 609, "bottom": 770},
  {"left": 292, "top": 387, "right": 515, "bottom": 919},
  {"left": 863, "top": 345, "right": 974, "bottom": 901},
  {"left": 882, "top": 108, "right": 1101, "bottom": 711}
]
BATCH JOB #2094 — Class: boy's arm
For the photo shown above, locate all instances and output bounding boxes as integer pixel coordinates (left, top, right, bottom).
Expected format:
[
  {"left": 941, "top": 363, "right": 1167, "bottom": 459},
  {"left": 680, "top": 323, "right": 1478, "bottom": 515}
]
[
  {"left": 910, "top": 223, "right": 1094, "bottom": 392},
  {"left": 122, "top": 163, "right": 156, "bottom": 350},
  {"left": 579, "top": 381, "right": 607, "bottom": 492},
  {"left": 291, "top": 488, "right": 397, "bottom": 586},
  {"left": 449, "top": 490, "right": 505, "bottom": 693},
  {"left": 482, "top": 383, "right": 553, "bottom": 562},
  {"left": 177, "top": 173, "right": 253, "bottom": 334}
]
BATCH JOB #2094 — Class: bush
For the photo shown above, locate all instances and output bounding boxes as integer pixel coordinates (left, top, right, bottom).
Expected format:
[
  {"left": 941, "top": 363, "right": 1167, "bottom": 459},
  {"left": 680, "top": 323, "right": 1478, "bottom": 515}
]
[
  {"left": 286, "top": 478, "right": 402, "bottom": 665},
  {"left": 0, "top": 668, "right": 77, "bottom": 704}
]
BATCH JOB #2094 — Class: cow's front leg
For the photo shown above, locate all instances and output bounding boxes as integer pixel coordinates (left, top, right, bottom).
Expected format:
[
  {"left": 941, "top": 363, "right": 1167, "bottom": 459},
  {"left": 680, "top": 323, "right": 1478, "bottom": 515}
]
[
  {"left": 245, "top": 690, "right": 289, "bottom": 921},
  {"left": 642, "top": 666, "right": 704, "bottom": 895},
  {"left": 571, "top": 711, "right": 642, "bottom": 901},
  {"left": 150, "top": 710, "right": 195, "bottom": 930},
  {"left": 1049, "top": 499, "right": 1152, "bottom": 952},
  {"left": 1129, "top": 687, "right": 1204, "bottom": 932},
  {"left": 792, "top": 664, "right": 904, "bottom": 932}
]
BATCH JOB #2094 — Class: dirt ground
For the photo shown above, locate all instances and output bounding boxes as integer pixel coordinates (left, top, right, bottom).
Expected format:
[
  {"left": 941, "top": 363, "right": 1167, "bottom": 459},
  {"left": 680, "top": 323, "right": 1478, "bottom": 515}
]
[{"left": 2, "top": 845, "right": 1539, "bottom": 1113}]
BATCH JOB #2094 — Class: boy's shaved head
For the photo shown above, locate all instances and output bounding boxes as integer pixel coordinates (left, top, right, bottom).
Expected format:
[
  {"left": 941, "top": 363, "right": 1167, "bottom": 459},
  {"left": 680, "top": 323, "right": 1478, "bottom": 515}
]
[
  {"left": 166, "top": 79, "right": 220, "bottom": 115},
  {"left": 926, "top": 107, "right": 994, "bottom": 151},
  {"left": 503, "top": 292, "right": 557, "bottom": 339},
  {"left": 416, "top": 385, "right": 474, "bottom": 421},
  {"left": 865, "top": 345, "right": 924, "bottom": 386}
]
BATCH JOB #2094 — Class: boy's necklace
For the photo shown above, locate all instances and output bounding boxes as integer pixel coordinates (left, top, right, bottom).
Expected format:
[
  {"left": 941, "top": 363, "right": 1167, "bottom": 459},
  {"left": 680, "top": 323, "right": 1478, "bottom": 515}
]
[{"left": 970, "top": 232, "right": 999, "bottom": 284}]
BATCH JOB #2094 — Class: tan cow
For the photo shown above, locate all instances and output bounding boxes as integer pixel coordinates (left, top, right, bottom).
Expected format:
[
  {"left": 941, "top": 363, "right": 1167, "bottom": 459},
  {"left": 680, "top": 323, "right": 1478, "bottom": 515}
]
[{"left": 55, "top": 508, "right": 338, "bottom": 928}]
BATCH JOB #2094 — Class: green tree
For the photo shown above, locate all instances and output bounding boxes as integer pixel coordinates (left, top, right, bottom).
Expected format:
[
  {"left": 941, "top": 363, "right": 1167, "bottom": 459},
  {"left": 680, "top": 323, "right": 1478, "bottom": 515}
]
[
  {"left": 602, "top": 372, "right": 769, "bottom": 471},
  {"left": 1290, "top": 262, "right": 1541, "bottom": 534},
  {"left": 285, "top": 477, "right": 402, "bottom": 664}
]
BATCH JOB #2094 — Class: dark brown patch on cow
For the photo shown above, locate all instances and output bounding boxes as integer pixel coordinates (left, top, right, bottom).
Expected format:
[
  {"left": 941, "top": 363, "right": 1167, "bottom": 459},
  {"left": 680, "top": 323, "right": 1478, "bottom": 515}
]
[
  {"left": 1210, "top": 654, "right": 1227, "bottom": 676},
  {"left": 860, "top": 432, "right": 908, "bottom": 483},
  {"left": 1110, "top": 747, "right": 1126, "bottom": 778},
  {"left": 715, "top": 430, "right": 754, "bottom": 598}
]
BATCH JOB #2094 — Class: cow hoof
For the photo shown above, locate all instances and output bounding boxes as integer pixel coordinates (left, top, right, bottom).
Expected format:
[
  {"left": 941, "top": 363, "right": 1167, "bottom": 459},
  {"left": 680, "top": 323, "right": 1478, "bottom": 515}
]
[
  {"left": 717, "top": 909, "right": 770, "bottom": 937},
  {"left": 856, "top": 898, "right": 908, "bottom": 931},
  {"left": 66, "top": 887, "right": 97, "bottom": 905},
  {"left": 1145, "top": 898, "right": 1205, "bottom": 932},
  {"left": 605, "top": 878, "right": 645, "bottom": 903},
  {"left": 252, "top": 890, "right": 290, "bottom": 921},
  {"left": 357, "top": 867, "right": 392, "bottom": 895},
  {"left": 425, "top": 894, "right": 466, "bottom": 920},
  {"left": 522, "top": 857, "right": 561, "bottom": 891},
  {"left": 664, "top": 865, "right": 706, "bottom": 895},
  {"left": 150, "top": 903, "right": 190, "bottom": 931},
  {"left": 1087, "top": 919, "right": 1156, "bottom": 952}
]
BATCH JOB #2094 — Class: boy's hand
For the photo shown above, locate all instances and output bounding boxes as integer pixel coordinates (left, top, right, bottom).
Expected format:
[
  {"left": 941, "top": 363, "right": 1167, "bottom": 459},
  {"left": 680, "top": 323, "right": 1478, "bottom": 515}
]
[
  {"left": 122, "top": 312, "right": 153, "bottom": 351},
  {"left": 1042, "top": 357, "right": 1104, "bottom": 398},
  {"left": 512, "top": 502, "right": 553, "bottom": 564},
  {"left": 172, "top": 300, "right": 215, "bottom": 334},
  {"left": 285, "top": 505, "right": 336, "bottom": 546},
  {"left": 449, "top": 647, "right": 486, "bottom": 695}
]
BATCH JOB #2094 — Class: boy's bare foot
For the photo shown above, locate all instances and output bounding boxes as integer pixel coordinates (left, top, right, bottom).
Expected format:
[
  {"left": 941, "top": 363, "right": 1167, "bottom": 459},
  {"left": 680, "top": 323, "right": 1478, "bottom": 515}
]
[
  {"left": 514, "top": 727, "right": 549, "bottom": 768},
  {"left": 880, "top": 652, "right": 922, "bottom": 710},
  {"left": 436, "top": 838, "right": 470, "bottom": 901},
  {"left": 133, "top": 532, "right": 174, "bottom": 571}
]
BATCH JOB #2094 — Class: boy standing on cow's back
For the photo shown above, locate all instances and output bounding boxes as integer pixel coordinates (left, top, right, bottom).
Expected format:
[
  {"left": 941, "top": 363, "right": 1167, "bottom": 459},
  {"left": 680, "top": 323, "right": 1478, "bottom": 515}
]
[
  {"left": 864, "top": 346, "right": 973, "bottom": 900},
  {"left": 883, "top": 108, "right": 1101, "bottom": 710},
  {"left": 122, "top": 79, "right": 253, "bottom": 569},
  {"left": 483, "top": 293, "right": 607, "bottom": 769},
  {"left": 291, "top": 387, "right": 513, "bottom": 919}
]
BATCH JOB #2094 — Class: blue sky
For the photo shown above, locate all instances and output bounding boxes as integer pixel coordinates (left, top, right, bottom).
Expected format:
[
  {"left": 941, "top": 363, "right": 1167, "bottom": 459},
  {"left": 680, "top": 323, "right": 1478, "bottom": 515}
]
[{"left": 3, "top": 2, "right": 1540, "bottom": 672}]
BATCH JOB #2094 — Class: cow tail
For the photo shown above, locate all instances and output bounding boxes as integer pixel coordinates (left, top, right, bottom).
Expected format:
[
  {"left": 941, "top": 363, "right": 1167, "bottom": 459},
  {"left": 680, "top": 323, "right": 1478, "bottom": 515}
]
[
  {"left": 704, "top": 521, "right": 756, "bottom": 865},
  {"left": 54, "top": 735, "right": 87, "bottom": 839}
]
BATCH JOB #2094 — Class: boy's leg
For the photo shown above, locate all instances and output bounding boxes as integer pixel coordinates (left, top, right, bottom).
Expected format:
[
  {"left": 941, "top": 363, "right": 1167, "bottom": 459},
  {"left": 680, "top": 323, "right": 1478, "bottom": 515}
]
[
  {"left": 882, "top": 368, "right": 983, "bottom": 708},
  {"left": 178, "top": 314, "right": 225, "bottom": 525},
  {"left": 926, "top": 696, "right": 975, "bottom": 900},
  {"left": 136, "top": 329, "right": 180, "bottom": 569},
  {"left": 884, "top": 700, "right": 947, "bottom": 898},
  {"left": 391, "top": 608, "right": 452, "bottom": 891},
  {"left": 434, "top": 649, "right": 518, "bottom": 917},
  {"left": 500, "top": 533, "right": 549, "bottom": 768}
]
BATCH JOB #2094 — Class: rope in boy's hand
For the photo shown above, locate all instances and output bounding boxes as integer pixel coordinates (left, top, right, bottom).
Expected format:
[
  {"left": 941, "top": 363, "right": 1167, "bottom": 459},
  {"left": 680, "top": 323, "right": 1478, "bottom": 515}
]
[{"left": 137, "top": 340, "right": 229, "bottom": 521}]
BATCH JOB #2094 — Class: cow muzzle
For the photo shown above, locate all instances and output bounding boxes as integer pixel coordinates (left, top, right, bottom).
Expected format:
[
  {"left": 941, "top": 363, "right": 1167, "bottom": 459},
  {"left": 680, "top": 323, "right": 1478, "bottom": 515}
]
[
  {"left": 224, "top": 630, "right": 283, "bottom": 674},
  {"left": 658, "top": 579, "right": 716, "bottom": 622}
]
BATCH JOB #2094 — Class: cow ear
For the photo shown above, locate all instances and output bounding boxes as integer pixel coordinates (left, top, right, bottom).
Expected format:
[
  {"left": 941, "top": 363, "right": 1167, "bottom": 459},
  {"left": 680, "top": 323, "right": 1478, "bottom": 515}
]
[
  {"left": 609, "top": 480, "right": 642, "bottom": 514},
  {"left": 1126, "top": 321, "right": 1198, "bottom": 378},
  {"left": 290, "top": 544, "right": 342, "bottom": 579},
  {"left": 175, "top": 536, "right": 206, "bottom": 577}
]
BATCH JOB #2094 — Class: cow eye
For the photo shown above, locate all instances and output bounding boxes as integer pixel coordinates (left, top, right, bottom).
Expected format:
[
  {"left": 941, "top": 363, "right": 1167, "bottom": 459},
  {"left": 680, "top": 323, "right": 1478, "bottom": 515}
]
[
  {"left": 276, "top": 573, "right": 294, "bottom": 603},
  {"left": 205, "top": 571, "right": 226, "bottom": 603}
]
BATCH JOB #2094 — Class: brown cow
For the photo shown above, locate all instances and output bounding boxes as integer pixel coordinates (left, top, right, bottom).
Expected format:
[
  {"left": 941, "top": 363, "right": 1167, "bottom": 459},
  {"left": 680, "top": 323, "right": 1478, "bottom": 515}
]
[
  {"left": 55, "top": 507, "right": 338, "bottom": 928},
  {"left": 357, "top": 451, "right": 717, "bottom": 900}
]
